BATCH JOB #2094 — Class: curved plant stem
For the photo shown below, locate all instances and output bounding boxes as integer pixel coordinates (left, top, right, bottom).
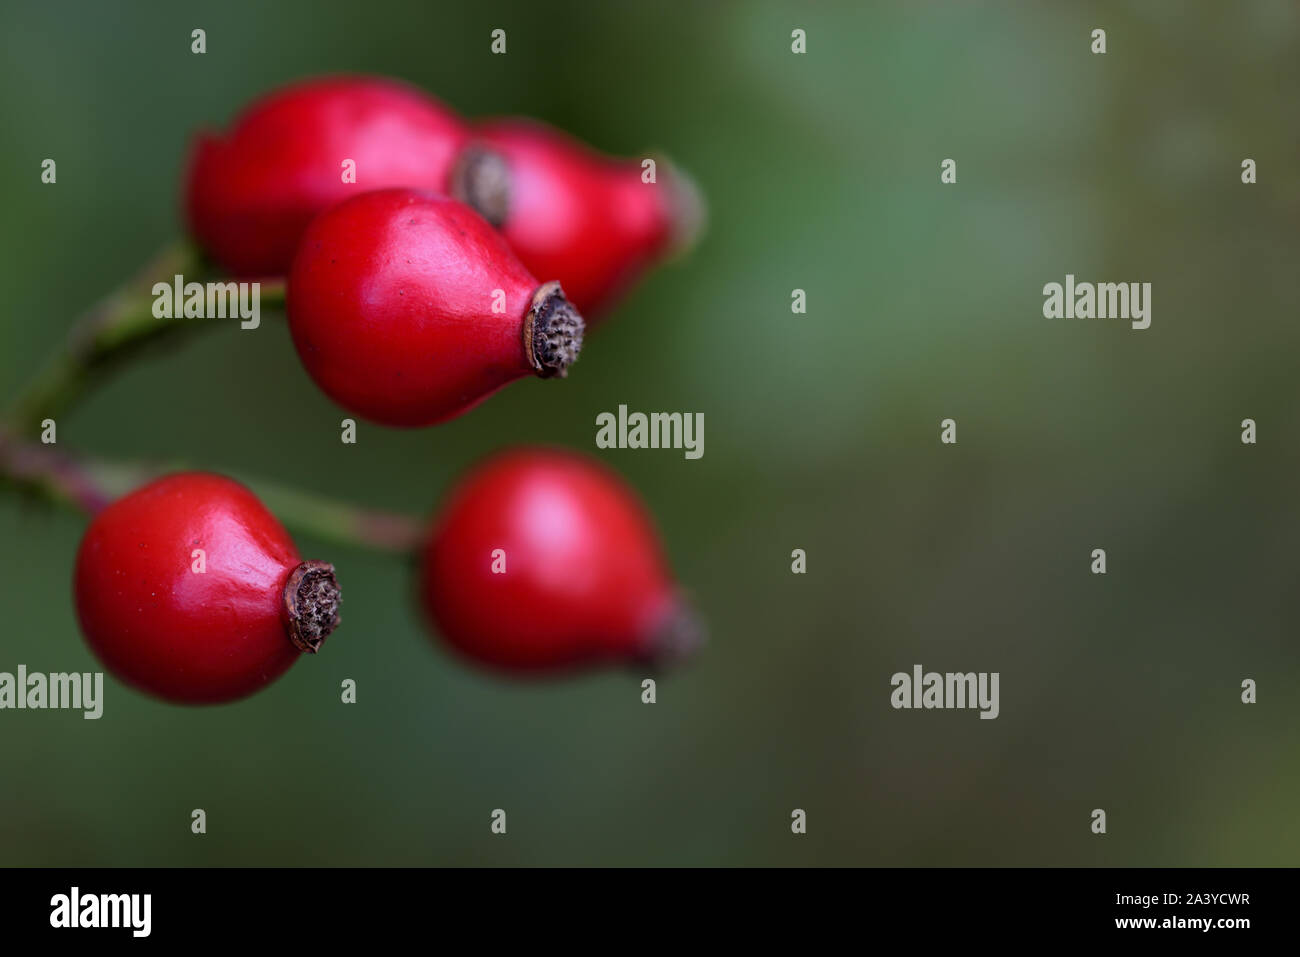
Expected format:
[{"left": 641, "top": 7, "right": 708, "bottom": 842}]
[
  {"left": 0, "top": 433, "right": 425, "bottom": 554},
  {"left": 2, "top": 240, "right": 285, "bottom": 435},
  {"left": 0, "top": 240, "right": 419, "bottom": 554},
  {"left": 223, "top": 470, "right": 425, "bottom": 554}
]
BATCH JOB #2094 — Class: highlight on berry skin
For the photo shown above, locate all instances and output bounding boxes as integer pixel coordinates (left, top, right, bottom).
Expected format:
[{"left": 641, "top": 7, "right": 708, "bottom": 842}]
[
  {"left": 72, "top": 472, "right": 342, "bottom": 705},
  {"left": 417, "top": 447, "right": 704, "bottom": 674}
]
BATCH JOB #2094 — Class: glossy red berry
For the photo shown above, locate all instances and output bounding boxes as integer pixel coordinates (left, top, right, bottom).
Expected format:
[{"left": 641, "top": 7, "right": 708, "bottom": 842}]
[
  {"left": 185, "top": 75, "right": 500, "bottom": 278},
  {"left": 73, "top": 472, "right": 341, "bottom": 704},
  {"left": 471, "top": 118, "right": 704, "bottom": 318},
  {"left": 419, "top": 449, "right": 702, "bottom": 673},
  {"left": 287, "top": 189, "right": 584, "bottom": 427}
]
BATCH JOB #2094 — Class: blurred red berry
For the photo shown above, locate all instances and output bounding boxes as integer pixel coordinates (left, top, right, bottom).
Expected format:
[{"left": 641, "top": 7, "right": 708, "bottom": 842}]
[
  {"left": 185, "top": 75, "right": 487, "bottom": 277},
  {"left": 473, "top": 118, "right": 704, "bottom": 318},
  {"left": 419, "top": 448, "right": 702, "bottom": 673}
]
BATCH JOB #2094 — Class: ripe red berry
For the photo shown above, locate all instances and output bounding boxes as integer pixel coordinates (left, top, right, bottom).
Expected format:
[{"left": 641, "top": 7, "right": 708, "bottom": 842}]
[
  {"left": 418, "top": 449, "right": 702, "bottom": 673},
  {"left": 287, "top": 189, "right": 584, "bottom": 427},
  {"left": 73, "top": 472, "right": 341, "bottom": 704},
  {"left": 185, "top": 75, "right": 501, "bottom": 277},
  {"left": 471, "top": 118, "right": 704, "bottom": 318}
]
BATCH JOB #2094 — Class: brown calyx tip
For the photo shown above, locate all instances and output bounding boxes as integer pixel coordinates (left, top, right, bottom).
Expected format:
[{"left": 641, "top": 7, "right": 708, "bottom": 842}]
[
  {"left": 525, "top": 281, "right": 585, "bottom": 378},
  {"left": 282, "top": 561, "right": 341, "bottom": 654},
  {"left": 450, "top": 144, "right": 511, "bottom": 227},
  {"left": 638, "top": 596, "right": 707, "bottom": 670}
]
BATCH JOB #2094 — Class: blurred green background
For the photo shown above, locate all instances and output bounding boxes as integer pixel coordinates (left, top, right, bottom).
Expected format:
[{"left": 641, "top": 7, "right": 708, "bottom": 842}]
[{"left": 2, "top": 0, "right": 1298, "bottom": 866}]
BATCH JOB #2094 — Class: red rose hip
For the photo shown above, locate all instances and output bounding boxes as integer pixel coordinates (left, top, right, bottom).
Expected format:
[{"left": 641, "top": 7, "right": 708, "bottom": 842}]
[
  {"left": 419, "top": 449, "right": 702, "bottom": 673},
  {"left": 287, "top": 189, "right": 584, "bottom": 427},
  {"left": 73, "top": 472, "right": 341, "bottom": 704},
  {"left": 470, "top": 118, "right": 704, "bottom": 318},
  {"left": 185, "top": 75, "right": 501, "bottom": 277}
]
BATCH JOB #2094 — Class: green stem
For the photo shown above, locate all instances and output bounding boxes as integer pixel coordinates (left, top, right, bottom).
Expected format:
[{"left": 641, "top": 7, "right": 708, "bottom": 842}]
[
  {"left": 0, "top": 434, "right": 425, "bottom": 554},
  {"left": 222, "top": 470, "right": 425, "bottom": 554},
  {"left": 0, "top": 240, "right": 419, "bottom": 553},
  {"left": 3, "top": 240, "right": 285, "bottom": 434}
]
